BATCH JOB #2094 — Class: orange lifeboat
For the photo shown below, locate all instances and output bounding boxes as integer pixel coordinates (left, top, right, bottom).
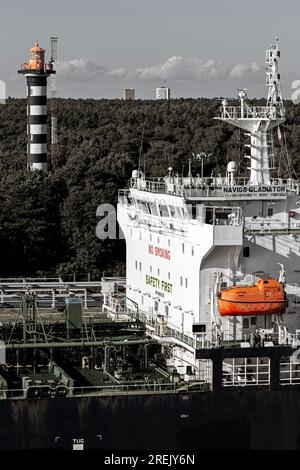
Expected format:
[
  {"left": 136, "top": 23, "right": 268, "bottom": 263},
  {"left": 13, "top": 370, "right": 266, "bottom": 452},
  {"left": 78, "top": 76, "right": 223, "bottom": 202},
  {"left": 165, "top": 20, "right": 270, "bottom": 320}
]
[{"left": 218, "top": 278, "right": 288, "bottom": 316}]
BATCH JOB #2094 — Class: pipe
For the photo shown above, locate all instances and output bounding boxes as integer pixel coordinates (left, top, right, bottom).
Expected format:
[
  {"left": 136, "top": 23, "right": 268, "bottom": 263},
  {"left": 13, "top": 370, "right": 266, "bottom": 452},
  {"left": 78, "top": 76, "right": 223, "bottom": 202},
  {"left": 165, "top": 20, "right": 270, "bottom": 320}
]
[{"left": 5, "top": 338, "right": 155, "bottom": 350}]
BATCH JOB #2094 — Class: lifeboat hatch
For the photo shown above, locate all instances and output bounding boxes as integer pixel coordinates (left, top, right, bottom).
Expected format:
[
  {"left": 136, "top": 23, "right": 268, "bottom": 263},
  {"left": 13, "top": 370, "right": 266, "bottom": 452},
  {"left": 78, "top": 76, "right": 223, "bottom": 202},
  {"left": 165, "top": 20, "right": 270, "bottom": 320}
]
[{"left": 218, "top": 278, "right": 288, "bottom": 316}]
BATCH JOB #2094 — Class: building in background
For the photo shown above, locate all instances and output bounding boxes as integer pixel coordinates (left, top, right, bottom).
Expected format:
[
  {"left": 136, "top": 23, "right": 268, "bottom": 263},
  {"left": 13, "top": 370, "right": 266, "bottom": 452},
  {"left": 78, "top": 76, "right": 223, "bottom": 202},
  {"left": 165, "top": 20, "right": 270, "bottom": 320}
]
[
  {"left": 124, "top": 88, "right": 135, "bottom": 100},
  {"left": 156, "top": 86, "right": 171, "bottom": 100}
]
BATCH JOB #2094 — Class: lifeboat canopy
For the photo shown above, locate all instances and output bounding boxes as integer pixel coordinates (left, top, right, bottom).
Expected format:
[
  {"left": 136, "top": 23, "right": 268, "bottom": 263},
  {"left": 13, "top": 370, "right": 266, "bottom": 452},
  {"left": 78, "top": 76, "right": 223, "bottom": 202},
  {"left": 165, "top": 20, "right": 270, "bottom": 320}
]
[{"left": 218, "top": 278, "right": 288, "bottom": 317}]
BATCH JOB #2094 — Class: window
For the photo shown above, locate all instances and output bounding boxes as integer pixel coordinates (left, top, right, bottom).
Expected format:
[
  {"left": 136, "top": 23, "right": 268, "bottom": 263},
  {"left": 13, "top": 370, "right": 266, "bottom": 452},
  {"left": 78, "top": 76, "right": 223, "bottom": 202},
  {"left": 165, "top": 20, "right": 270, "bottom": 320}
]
[
  {"left": 157, "top": 268, "right": 160, "bottom": 276},
  {"left": 154, "top": 301, "right": 159, "bottom": 312},
  {"left": 159, "top": 204, "right": 169, "bottom": 217},
  {"left": 176, "top": 207, "right": 183, "bottom": 219},
  {"left": 140, "top": 201, "right": 150, "bottom": 213},
  {"left": 135, "top": 260, "right": 138, "bottom": 270},
  {"left": 180, "top": 276, "right": 183, "bottom": 287},
  {"left": 169, "top": 206, "right": 176, "bottom": 217},
  {"left": 139, "top": 262, "right": 142, "bottom": 271},
  {"left": 185, "top": 278, "right": 188, "bottom": 288},
  {"left": 150, "top": 234, "right": 152, "bottom": 241},
  {"left": 250, "top": 317, "right": 256, "bottom": 326},
  {"left": 243, "top": 247, "right": 250, "bottom": 258},
  {"left": 182, "top": 243, "right": 185, "bottom": 254},
  {"left": 139, "top": 231, "right": 142, "bottom": 240},
  {"left": 267, "top": 208, "right": 273, "bottom": 217},
  {"left": 191, "top": 246, "right": 194, "bottom": 256},
  {"left": 150, "top": 266, "right": 152, "bottom": 273},
  {"left": 191, "top": 204, "right": 197, "bottom": 220},
  {"left": 168, "top": 239, "right": 170, "bottom": 247},
  {"left": 157, "top": 237, "right": 160, "bottom": 244},
  {"left": 168, "top": 272, "right": 170, "bottom": 280},
  {"left": 243, "top": 318, "right": 250, "bottom": 329},
  {"left": 165, "top": 306, "right": 169, "bottom": 316},
  {"left": 149, "top": 203, "right": 158, "bottom": 216}
]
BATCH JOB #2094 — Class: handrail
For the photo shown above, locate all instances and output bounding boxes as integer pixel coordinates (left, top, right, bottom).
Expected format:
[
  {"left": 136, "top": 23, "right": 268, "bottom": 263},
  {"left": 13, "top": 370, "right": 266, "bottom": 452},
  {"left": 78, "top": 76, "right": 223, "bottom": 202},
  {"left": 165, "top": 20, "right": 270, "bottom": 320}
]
[{"left": 0, "top": 380, "right": 210, "bottom": 400}]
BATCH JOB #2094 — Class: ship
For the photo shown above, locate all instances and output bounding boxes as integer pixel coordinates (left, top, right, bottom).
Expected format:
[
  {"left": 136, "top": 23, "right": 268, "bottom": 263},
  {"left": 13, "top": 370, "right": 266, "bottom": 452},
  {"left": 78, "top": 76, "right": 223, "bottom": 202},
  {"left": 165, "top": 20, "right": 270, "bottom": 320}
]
[{"left": 1, "top": 39, "right": 300, "bottom": 450}]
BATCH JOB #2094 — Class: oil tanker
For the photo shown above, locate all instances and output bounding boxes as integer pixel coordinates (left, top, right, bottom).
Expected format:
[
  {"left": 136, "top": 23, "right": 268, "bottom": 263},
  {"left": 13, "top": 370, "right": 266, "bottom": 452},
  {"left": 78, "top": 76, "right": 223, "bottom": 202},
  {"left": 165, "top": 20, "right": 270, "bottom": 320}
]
[{"left": 1, "top": 38, "right": 300, "bottom": 451}]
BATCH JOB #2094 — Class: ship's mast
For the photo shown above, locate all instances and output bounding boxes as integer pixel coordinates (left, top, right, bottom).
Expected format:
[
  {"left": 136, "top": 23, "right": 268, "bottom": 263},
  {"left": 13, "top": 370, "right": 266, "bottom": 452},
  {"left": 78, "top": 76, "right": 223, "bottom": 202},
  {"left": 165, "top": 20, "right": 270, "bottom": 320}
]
[{"left": 216, "top": 38, "right": 285, "bottom": 185}]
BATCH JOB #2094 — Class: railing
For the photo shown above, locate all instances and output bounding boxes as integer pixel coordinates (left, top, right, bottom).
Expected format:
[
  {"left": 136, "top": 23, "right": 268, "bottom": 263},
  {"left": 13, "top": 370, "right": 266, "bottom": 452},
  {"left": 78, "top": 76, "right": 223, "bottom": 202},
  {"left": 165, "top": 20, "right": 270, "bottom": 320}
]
[
  {"left": 126, "top": 177, "right": 298, "bottom": 198},
  {"left": 223, "top": 357, "right": 270, "bottom": 387},
  {"left": 280, "top": 360, "right": 300, "bottom": 385},
  {"left": 244, "top": 219, "right": 300, "bottom": 234},
  {"left": 220, "top": 105, "right": 284, "bottom": 120},
  {"left": 0, "top": 381, "right": 211, "bottom": 400}
]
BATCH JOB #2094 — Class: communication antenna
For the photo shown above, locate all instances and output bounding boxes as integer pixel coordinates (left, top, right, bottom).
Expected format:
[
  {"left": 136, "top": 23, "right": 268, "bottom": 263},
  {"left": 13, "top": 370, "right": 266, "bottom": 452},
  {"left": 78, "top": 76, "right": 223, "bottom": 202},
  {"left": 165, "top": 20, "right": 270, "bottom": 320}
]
[
  {"left": 138, "top": 123, "right": 145, "bottom": 175},
  {"left": 50, "top": 36, "right": 58, "bottom": 168}
]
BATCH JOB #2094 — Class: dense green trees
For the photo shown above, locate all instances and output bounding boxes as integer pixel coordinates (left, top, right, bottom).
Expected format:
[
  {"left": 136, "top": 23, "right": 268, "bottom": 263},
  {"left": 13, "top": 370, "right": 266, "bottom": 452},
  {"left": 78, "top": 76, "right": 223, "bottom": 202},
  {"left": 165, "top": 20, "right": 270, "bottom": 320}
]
[{"left": 0, "top": 97, "right": 299, "bottom": 278}]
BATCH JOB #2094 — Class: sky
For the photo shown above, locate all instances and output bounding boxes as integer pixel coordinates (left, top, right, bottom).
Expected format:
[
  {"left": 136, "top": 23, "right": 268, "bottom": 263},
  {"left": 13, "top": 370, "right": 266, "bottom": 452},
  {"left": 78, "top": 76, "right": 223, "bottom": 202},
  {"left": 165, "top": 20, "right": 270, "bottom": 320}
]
[{"left": 2, "top": 0, "right": 300, "bottom": 99}]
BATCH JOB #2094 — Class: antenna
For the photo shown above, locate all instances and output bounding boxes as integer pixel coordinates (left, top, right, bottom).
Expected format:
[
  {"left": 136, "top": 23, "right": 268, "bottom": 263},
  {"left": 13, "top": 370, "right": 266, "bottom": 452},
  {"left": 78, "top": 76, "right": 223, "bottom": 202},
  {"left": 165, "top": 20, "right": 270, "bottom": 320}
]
[
  {"left": 50, "top": 36, "right": 58, "bottom": 169},
  {"left": 138, "top": 123, "right": 145, "bottom": 175},
  {"left": 266, "top": 37, "right": 284, "bottom": 114}
]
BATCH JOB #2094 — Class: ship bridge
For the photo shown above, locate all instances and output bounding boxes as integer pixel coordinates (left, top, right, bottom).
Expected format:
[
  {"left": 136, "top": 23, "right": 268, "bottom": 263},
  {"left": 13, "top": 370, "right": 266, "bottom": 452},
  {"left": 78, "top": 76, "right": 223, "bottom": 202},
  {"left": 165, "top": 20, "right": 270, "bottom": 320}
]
[{"left": 129, "top": 175, "right": 297, "bottom": 202}]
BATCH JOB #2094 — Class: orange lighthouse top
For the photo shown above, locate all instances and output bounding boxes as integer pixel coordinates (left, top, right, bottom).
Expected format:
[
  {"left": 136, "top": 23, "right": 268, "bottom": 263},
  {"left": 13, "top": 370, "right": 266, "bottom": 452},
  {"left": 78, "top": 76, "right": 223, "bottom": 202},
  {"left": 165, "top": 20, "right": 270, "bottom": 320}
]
[
  {"left": 18, "top": 41, "right": 55, "bottom": 75},
  {"left": 28, "top": 42, "right": 45, "bottom": 71}
]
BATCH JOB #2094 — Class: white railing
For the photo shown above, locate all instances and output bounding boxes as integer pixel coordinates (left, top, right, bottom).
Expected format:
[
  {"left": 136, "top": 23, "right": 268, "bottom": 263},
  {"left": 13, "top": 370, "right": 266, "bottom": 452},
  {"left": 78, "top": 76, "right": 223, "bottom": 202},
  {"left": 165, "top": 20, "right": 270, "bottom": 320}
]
[
  {"left": 223, "top": 357, "right": 270, "bottom": 387},
  {"left": 280, "top": 360, "right": 300, "bottom": 385},
  {"left": 220, "top": 105, "right": 283, "bottom": 120},
  {"left": 244, "top": 219, "right": 300, "bottom": 233},
  {"left": 127, "top": 177, "right": 297, "bottom": 198}
]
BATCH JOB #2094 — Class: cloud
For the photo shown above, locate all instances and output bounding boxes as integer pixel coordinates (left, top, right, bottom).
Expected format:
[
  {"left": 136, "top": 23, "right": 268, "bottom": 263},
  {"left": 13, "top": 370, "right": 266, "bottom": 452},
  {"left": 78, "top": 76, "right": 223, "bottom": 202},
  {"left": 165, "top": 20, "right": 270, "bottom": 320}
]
[
  {"left": 133, "top": 56, "right": 262, "bottom": 81},
  {"left": 229, "top": 62, "right": 261, "bottom": 79},
  {"left": 132, "top": 56, "right": 227, "bottom": 80},
  {"left": 56, "top": 59, "right": 107, "bottom": 81},
  {"left": 56, "top": 56, "right": 262, "bottom": 83}
]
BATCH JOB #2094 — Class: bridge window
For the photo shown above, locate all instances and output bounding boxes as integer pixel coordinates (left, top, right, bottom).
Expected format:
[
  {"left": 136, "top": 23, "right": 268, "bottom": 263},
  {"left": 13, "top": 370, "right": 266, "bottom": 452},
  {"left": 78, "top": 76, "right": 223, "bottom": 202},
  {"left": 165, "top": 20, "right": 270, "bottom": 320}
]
[
  {"left": 169, "top": 206, "right": 176, "bottom": 217},
  {"left": 159, "top": 204, "right": 169, "bottom": 217},
  {"left": 149, "top": 203, "right": 158, "bottom": 216}
]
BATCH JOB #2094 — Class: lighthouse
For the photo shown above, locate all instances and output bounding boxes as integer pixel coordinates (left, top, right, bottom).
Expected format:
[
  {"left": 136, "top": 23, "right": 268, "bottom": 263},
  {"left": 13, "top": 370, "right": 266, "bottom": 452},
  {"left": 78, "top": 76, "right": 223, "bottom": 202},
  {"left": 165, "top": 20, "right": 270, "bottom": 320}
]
[{"left": 18, "top": 42, "right": 55, "bottom": 171}]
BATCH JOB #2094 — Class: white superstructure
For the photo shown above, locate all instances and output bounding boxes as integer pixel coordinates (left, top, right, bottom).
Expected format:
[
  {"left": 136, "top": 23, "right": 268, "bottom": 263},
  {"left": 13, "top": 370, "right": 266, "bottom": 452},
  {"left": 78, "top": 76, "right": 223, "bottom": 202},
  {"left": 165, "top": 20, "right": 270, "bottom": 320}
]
[{"left": 117, "top": 40, "right": 300, "bottom": 378}]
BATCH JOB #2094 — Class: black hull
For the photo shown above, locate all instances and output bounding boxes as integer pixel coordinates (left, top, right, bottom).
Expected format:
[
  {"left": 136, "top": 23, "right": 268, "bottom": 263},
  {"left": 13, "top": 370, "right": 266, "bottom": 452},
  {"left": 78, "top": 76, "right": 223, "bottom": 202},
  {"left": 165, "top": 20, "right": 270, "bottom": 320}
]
[{"left": 1, "top": 389, "right": 300, "bottom": 450}]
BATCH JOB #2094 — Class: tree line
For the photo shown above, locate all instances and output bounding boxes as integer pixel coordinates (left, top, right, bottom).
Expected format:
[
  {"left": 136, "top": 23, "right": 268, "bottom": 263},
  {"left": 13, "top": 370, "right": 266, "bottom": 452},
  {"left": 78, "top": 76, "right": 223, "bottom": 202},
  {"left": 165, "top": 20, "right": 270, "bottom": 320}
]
[{"left": 0, "top": 97, "right": 299, "bottom": 278}]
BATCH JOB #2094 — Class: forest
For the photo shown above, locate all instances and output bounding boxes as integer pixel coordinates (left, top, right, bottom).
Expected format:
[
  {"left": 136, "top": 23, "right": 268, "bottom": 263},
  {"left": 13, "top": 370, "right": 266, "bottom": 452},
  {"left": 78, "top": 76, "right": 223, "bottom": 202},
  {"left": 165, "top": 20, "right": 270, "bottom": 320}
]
[{"left": 0, "top": 97, "right": 300, "bottom": 278}]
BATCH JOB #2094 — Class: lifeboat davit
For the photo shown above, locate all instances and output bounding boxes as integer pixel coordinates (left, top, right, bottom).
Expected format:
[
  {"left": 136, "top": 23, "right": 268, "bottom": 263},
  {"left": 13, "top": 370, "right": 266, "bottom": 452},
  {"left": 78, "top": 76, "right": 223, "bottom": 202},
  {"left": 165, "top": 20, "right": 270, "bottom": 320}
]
[{"left": 218, "top": 278, "right": 288, "bottom": 316}]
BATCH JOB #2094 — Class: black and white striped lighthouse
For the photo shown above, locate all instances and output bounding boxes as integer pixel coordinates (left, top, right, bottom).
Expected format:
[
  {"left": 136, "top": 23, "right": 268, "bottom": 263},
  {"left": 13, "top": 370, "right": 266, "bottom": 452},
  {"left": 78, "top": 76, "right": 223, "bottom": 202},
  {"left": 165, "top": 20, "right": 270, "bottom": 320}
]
[{"left": 18, "top": 42, "right": 55, "bottom": 171}]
